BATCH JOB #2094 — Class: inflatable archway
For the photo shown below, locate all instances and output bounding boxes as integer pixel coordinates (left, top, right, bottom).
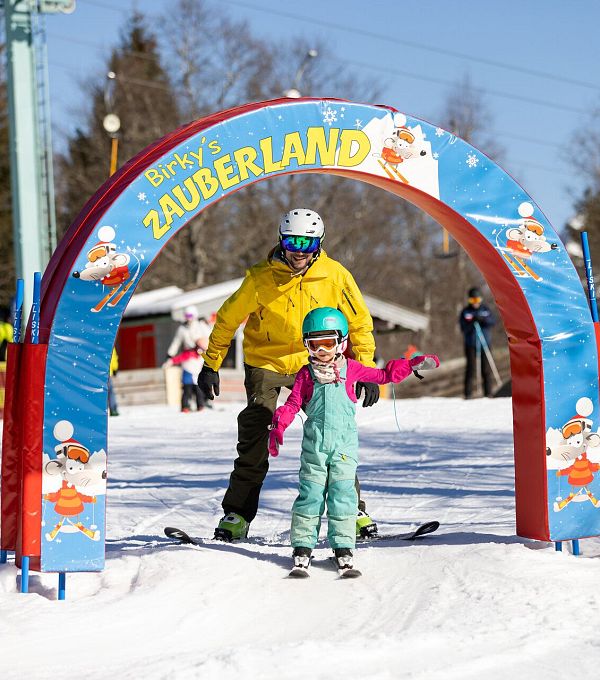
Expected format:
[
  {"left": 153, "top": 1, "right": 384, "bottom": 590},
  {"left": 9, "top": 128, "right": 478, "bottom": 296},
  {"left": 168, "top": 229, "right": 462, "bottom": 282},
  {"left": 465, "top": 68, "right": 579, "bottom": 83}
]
[{"left": 2, "top": 97, "right": 599, "bottom": 576}]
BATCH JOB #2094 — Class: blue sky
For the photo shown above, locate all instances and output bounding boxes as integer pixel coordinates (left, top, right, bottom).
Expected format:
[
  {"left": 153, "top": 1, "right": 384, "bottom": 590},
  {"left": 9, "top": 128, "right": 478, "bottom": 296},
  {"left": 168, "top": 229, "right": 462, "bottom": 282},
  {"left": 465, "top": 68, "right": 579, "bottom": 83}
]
[{"left": 45, "top": 0, "right": 600, "bottom": 234}]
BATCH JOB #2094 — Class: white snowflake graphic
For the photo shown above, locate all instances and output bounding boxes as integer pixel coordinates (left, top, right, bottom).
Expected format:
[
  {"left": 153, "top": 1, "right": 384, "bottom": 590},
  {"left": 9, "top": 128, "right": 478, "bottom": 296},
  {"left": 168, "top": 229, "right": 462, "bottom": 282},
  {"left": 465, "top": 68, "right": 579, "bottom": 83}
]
[
  {"left": 323, "top": 107, "right": 338, "bottom": 126},
  {"left": 435, "top": 127, "right": 445, "bottom": 137},
  {"left": 354, "top": 119, "right": 363, "bottom": 129},
  {"left": 466, "top": 154, "right": 479, "bottom": 168},
  {"left": 137, "top": 192, "right": 146, "bottom": 201},
  {"left": 432, "top": 152, "right": 439, "bottom": 159}
]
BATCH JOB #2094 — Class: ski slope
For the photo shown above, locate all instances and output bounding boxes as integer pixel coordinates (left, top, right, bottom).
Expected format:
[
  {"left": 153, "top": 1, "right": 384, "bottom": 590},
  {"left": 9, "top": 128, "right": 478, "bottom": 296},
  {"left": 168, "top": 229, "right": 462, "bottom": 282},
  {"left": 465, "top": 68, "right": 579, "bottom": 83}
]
[{"left": 2, "top": 397, "right": 600, "bottom": 679}]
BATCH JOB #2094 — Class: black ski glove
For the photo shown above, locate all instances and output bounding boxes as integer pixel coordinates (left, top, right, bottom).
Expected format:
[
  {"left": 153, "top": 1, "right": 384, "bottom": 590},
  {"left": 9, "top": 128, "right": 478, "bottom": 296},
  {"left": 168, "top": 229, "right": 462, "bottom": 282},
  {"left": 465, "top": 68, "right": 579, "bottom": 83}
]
[
  {"left": 355, "top": 382, "right": 380, "bottom": 408},
  {"left": 197, "top": 365, "right": 220, "bottom": 400}
]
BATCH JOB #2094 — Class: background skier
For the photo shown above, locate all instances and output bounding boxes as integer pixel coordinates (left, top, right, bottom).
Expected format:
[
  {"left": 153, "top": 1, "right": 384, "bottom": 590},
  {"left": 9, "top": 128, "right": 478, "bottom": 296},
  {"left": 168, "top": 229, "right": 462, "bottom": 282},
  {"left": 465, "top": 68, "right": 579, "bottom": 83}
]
[
  {"left": 167, "top": 306, "right": 211, "bottom": 412},
  {"left": 459, "top": 287, "right": 496, "bottom": 399},
  {"left": 197, "top": 208, "right": 381, "bottom": 541}
]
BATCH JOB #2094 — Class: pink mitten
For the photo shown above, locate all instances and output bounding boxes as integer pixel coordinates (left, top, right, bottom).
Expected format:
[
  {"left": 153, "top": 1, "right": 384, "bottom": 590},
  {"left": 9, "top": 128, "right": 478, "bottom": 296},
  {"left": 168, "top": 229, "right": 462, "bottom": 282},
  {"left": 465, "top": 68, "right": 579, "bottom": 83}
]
[
  {"left": 409, "top": 354, "right": 440, "bottom": 371},
  {"left": 269, "top": 405, "right": 298, "bottom": 456},
  {"left": 269, "top": 427, "right": 284, "bottom": 457}
]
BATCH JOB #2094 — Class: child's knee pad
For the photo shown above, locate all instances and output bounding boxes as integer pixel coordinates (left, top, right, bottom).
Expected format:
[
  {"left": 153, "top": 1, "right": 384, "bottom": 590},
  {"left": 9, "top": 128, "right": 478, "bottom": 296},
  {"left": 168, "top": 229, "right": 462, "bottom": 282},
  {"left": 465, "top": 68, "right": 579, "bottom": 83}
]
[
  {"left": 327, "top": 478, "right": 358, "bottom": 518},
  {"left": 293, "top": 478, "right": 326, "bottom": 517}
]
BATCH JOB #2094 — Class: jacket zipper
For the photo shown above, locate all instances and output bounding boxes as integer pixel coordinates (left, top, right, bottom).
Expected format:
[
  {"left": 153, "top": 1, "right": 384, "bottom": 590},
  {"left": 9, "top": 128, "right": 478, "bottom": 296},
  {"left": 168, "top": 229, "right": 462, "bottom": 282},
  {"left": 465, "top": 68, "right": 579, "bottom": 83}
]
[{"left": 342, "top": 289, "right": 357, "bottom": 316}]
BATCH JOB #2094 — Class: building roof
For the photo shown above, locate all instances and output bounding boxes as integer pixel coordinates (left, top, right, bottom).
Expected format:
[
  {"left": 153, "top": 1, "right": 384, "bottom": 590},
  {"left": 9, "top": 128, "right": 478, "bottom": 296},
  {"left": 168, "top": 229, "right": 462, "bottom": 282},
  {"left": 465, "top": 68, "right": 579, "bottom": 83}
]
[{"left": 125, "top": 280, "right": 428, "bottom": 331}]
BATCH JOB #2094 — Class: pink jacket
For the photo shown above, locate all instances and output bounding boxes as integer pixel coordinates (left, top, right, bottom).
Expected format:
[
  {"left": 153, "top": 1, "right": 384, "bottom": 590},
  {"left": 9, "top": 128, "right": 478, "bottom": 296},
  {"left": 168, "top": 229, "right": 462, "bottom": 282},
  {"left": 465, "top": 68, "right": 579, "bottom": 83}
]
[{"left": 269, "top": 355, "right": 439, "bottom": 455}]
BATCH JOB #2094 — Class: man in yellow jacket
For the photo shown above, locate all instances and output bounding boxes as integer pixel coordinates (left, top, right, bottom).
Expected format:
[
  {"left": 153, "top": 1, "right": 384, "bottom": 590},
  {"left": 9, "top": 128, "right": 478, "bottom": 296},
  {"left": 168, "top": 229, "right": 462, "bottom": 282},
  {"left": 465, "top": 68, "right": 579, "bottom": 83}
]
[{"left": 198, "top": 208, "right": 380, "bottom": 542}]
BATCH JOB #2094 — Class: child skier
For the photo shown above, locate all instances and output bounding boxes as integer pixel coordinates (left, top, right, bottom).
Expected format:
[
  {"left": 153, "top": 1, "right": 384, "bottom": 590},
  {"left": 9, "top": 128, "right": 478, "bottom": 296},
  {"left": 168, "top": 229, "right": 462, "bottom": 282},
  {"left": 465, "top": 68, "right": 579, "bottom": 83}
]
[
  {"left": 164, "top": 346, "right": 206, "bottom": 412},
  {"left": 268, "top": 307, "right": 439, "bottom": 577}
]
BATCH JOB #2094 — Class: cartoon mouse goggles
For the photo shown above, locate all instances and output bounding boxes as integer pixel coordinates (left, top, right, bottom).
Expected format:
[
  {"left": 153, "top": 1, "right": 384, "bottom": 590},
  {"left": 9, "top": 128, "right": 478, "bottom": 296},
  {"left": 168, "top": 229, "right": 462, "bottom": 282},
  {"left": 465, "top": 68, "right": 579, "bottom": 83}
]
[
  {"left": 87, "top": 242, "right": 116, "bottom": 262},
  {"left": 562, "top": 419, "right": 591, "bottom": 439},
  {"left": 522, "top": 219, "right": 544, "bottom": 236},
  {"left": 55, "top": 441, "right": 90, "bottom": 464}
]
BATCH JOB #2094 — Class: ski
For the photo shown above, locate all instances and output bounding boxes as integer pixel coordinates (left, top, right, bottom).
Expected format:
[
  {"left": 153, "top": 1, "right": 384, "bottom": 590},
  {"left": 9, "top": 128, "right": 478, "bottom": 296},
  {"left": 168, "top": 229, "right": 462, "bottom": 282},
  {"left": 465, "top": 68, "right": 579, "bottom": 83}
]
[
  {"left": 107, "top": 262, "right": 141, "bottom": 307},
  {"left": 164, "top": 526, "right": 200, "bottom": 545},
  {"left": 328, "top": 556, "right": 362, "bottom": 578},
  {"left": 91, "top": 286, "right": 122, "bottom": 313},
  {"left": 288, "top": 562, "right": 311, "bottom": 578},
  {"left": 357, "top": 520, "right": 440, "bottom": 543}
]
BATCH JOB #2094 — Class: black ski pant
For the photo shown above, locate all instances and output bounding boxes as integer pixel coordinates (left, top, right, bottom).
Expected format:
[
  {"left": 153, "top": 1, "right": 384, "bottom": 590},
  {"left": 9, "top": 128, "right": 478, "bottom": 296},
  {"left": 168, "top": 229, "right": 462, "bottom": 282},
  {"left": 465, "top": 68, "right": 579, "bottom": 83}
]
[
  {"left": 182, "top": 383, "right": 205, "bottom": 411},
  {"left": 222, "top": 364, "right": 367, "bottom": 523},
  {"left": 464, "top": 344, "right": 493, "bottom": 398}
]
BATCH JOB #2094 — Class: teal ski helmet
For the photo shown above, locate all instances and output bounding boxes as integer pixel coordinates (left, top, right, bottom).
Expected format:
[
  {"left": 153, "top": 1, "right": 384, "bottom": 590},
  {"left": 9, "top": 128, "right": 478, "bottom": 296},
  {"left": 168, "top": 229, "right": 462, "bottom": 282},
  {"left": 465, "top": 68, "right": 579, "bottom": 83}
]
[{"left": 302, "top": 307, "right": 349, "bottom": 342}]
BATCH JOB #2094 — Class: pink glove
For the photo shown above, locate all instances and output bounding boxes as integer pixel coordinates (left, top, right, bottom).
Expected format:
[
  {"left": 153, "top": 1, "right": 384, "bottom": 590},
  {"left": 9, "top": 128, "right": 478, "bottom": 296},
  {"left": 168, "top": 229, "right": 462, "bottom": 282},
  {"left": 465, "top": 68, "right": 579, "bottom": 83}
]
[
  {"left": 268, "top": 405, "right": 296, "bottom": 457},
  {"left": 409, "top": 354, "right": 440, "bottom": 371},
  {"left": 269, "top": 427, "right": 283, "bottom": 457},
  {"left": 385, "top": 355, "right": 440, "bottom": 383}
]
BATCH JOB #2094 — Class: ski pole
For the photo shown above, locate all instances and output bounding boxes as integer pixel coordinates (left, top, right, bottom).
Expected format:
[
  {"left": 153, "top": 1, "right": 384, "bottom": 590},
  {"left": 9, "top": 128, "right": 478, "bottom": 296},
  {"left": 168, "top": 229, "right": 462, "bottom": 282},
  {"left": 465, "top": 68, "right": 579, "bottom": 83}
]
[
  {"left": 474, "top": 322, "right": 502, "bottom": 388},
  {"left": 475, "top": 333, "right": 481, "bottom": 396},
  {"left": 581, "top": 232, "right": 599, "bottom": 322},
  {"left": 31, "top": 272, "right": 41, "bottom": 345},
  {"left": 13, "top": 278, "right": 24, "bottom": 343}
]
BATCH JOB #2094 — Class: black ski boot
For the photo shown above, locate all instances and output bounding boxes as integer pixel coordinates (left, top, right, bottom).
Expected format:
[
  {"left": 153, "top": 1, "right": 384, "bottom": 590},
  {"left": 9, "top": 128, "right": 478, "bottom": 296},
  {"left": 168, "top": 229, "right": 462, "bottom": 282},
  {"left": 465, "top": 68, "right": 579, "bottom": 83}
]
[
  {"left": 333, "top": 548, "right": 362, "bottom": 578},
  {"left": 289, "top": 547, "right": 312, "bottom": 578}
]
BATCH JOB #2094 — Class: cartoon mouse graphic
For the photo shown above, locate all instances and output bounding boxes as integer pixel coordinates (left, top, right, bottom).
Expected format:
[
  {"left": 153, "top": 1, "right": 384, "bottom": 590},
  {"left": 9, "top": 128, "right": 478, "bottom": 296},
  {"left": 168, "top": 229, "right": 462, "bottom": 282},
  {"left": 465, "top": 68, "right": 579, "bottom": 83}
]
[
  {"left": 43, "top": 420, "right": 104, "bottom": 541},
  {"left": 72, "top": 225, "right": 140, "bottom": 312},
  {"left": 547, "top": 398, "right": 600, "bottom": 512},
  {"left": 500, "top": 203, "right": 557, "bottom": 281},
  {"left": 374, "top": 113, "right": 427, "bottom": 183}
]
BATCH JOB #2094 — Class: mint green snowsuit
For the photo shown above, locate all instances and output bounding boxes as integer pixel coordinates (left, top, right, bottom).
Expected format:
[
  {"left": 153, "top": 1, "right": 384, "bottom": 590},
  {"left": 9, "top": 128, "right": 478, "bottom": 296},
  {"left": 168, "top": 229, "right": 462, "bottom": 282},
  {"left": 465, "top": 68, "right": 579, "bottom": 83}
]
[{"left": 291, "top": 364, "right": 359, "bottom": 549}]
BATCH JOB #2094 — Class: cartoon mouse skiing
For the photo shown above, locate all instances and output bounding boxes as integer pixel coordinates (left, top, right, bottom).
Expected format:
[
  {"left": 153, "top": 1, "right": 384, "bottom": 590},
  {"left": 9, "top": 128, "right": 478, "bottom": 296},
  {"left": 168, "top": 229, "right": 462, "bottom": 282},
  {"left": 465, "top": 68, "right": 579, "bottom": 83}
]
[
  {"left": 73, "top": 225, "right": 141, "bottom": 312},
  {"left": 500, "top": 203, "right": 557, "bottom": 281},
  {"left": 547, "top": 397, "right": 600, "bottom": 512},
  {"left": 43, "top": 420, "right": 103, "bottom": 541},
  {"left": 374, "top": 113, "right": 427, "bottom": 183}
]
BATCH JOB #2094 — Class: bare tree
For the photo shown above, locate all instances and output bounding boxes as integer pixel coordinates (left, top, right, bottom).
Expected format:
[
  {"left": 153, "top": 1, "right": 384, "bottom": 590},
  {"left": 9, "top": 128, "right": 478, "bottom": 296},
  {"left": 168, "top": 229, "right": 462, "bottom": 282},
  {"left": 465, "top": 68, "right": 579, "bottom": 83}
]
[
  {"left": 564, "top": 99, "right": 600, "bottom": 269},
  {"left": 425, "top": 73, "right": 508, "bottom": 357}
]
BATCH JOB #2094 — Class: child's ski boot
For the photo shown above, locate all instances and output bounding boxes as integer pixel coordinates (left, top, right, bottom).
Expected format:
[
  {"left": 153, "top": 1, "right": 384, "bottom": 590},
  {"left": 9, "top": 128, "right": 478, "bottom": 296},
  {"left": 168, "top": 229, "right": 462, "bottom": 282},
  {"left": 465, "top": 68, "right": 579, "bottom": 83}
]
[
  {"left": 333, "top": 548, "right": 362, "bottom": 578},
  {"left": 213, "top": 512, "right": 249, "bottom": 542},
  {"left": 289, "top": 547, "right": 312, "bottom": 578},
  {"left": 356, "top": 510, "right": 378, "bottom": 539}
]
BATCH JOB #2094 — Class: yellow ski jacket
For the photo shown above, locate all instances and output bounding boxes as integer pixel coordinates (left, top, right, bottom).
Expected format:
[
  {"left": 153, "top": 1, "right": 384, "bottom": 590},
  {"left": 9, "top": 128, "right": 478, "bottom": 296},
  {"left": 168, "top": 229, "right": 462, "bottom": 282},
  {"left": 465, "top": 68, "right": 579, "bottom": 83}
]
[
  {"left": 203, "top": 249, "right": 375, "bottom": 375},
  {"left": 110, "top": 348, "right": 119, "bottom": 376}
]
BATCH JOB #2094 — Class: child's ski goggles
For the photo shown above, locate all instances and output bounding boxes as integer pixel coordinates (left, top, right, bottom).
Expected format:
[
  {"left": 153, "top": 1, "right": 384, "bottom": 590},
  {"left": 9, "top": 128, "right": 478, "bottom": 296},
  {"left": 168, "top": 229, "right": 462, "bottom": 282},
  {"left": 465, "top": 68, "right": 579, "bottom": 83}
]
[
  {"left": 280, "top": 235, "right": 321, "bottom": 253},
  {"left": 304, "top": 334, "right": 339, "bottom": 352}
]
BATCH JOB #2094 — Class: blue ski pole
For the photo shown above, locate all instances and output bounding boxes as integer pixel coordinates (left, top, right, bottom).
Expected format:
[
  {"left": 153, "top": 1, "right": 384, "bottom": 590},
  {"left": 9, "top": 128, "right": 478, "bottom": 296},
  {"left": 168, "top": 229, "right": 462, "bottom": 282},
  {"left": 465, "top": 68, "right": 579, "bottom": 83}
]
[
  {"left": 581, "top": 232, "right": 599, "bottom": 322},
  {"left": 13, "top": 279, "right": 24, "bottom": 343},
  {"left": 31, "top": 272, "right": 41, "bottom": 345}
]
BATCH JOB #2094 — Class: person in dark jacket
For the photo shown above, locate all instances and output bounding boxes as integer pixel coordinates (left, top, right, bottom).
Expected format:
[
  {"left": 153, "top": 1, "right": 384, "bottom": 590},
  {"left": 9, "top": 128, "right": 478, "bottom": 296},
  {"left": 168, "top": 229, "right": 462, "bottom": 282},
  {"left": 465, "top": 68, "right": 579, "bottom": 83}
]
[{"left": 459, "top": 287, "right": 496, "bottom": 398}]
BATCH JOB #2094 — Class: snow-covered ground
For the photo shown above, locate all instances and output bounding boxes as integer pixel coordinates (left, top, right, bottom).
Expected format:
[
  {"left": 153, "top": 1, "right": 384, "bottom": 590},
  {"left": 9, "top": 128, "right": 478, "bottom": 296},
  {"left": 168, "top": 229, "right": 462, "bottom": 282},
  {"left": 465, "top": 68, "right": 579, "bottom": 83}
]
[{"left": 2, "top": 397, "right": 600, "bottom": 679}]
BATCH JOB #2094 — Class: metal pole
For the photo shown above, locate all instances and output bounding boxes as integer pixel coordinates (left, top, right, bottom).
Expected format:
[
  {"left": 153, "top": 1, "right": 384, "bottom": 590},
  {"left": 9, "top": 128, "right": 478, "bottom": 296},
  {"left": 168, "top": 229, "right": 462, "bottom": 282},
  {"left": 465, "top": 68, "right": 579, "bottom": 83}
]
[
  {"left": 109, "top": 137, "right": 119, "bottom": 177},
  {"left": 58, "top": 572, "right": 66, "bottom": 600},
  {"left": 3, "top": 0, "right": 46, "bottom": 316},
  {"left": 20, "top": 556, "right": 29, "bottom": 593},
  {"left": 581, "top": 232, "right": 599, "bottom": 322}
]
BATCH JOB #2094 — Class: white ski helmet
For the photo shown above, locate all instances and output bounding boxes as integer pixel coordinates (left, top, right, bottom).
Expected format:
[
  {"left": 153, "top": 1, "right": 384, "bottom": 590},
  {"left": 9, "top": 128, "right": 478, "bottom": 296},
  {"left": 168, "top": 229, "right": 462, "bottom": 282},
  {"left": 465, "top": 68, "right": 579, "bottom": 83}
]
[{"left": 279, "top": 209, "right": 325, "bottom": 239}]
